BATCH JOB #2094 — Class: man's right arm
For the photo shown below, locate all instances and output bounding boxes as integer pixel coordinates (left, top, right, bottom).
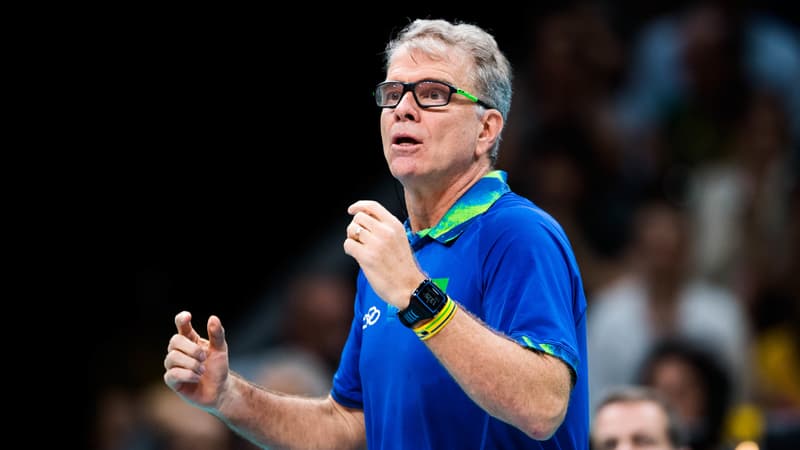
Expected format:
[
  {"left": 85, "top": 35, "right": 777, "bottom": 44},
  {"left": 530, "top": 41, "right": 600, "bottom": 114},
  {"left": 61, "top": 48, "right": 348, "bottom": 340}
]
[
  {"left": 215, "top": 372, "right": 366, "bottom": 449},
  {"left": 164, "top": 312, "right": 366, "bottom": 450}
]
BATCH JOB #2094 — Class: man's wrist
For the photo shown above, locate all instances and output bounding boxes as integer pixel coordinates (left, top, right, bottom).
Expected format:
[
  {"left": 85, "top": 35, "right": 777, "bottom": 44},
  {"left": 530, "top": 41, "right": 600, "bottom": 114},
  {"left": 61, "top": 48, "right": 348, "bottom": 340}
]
[
  {"left": 396, "top": 275, "right": 428, "bottom": 309},
  {"left": 211, "top": 372, "right": 240, "bottom": 421},
  {"left": 397, "top": 278, "right": 448, "bottom": 328},
  {"left": 412, "top": 296, "right": 458, "bottom": 341}
]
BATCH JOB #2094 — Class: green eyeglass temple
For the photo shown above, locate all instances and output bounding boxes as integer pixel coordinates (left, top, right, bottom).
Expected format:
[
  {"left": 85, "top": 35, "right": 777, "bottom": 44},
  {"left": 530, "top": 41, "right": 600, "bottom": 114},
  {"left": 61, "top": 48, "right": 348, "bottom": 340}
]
[
  {"left": 455, "top": 88, "right": 482, "bottom": 104},
  {"left": 375, "top": 80, "right": 496, "bottom": 110}
]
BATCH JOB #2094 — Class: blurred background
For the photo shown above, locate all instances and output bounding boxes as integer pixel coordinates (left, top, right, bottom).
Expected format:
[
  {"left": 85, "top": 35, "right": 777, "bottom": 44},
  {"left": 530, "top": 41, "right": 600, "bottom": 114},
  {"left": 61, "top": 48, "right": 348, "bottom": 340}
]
[{"left": 92, "top": 2, "right": 798, "bottom": 449}]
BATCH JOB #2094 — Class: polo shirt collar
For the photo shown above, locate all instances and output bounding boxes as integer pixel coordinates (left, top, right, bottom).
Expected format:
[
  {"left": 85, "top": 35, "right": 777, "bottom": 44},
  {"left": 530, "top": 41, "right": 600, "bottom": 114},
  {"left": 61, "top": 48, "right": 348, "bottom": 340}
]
[{"left": 407, "top": 170, "right": 510, "bottom": 245}]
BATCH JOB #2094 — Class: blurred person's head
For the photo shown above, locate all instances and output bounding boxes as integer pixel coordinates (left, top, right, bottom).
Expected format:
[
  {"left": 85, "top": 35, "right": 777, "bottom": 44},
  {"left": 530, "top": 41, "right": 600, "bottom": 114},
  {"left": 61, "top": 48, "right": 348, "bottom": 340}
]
[
  {"left": 143, "top": 382, "right": 232, "bottom": 450},
  {"left": 522, "top": 3, "right": 623, "bottom": 120},
  {"left": 629, "top": 197, "right": 691, "bottom": 285},
  {"left": 280, "top": 269, "right": 355, "bottom": 372},
  {"left": 679, "top": 1, "right": 746, "bottom": 102},
  {"left": 253, "top": 348, "right": 332, "bottom": 397},
  {"left": 638, "top": 338, "right": 733, "bottom": 450},
  {"left": 591, "top": 385, "right": 689, "bottom": 450},
  {"left": 517, "top": 123, "right": 591, "bottom": 217},
  {"left": 92, "top": 386, "right": 139, "bottom": 450},
  {"left": 733, "top": 91, "right": 791, "bottom": 171}
]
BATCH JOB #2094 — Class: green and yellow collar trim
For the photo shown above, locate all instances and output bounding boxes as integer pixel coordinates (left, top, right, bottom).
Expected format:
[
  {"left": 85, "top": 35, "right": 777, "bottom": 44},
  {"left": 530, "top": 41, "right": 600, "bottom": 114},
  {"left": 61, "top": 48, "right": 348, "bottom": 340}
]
[{"left": 408, "top": 170, "right": 509, "bottom": 244}]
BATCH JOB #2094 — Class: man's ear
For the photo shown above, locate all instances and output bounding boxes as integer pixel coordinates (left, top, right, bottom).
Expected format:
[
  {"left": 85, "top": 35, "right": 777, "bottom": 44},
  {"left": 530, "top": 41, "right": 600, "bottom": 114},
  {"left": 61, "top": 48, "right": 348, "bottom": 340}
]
[{"left": 475, "top": 109, "right": 503, "bottom": 158}]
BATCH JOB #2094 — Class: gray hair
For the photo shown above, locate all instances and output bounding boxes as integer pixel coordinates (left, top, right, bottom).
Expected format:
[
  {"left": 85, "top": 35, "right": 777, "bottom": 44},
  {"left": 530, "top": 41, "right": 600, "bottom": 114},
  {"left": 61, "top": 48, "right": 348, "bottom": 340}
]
[{"left": 384, "top": 18, "right": 513, "bottom": 164}]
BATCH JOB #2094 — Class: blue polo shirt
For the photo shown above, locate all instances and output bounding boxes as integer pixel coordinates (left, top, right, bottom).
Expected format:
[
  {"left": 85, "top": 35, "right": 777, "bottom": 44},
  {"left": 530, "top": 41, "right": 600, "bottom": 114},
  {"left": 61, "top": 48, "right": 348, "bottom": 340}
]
[{"left": 332, "top": 170, "right": 589, "bottom": 449}]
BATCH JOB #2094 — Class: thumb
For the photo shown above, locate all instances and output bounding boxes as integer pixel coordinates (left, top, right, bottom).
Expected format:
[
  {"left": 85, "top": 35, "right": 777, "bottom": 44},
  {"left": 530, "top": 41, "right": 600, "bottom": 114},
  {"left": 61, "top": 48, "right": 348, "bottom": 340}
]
[{"left": 207, "top": 315, "right": 228, "bottom": 351}]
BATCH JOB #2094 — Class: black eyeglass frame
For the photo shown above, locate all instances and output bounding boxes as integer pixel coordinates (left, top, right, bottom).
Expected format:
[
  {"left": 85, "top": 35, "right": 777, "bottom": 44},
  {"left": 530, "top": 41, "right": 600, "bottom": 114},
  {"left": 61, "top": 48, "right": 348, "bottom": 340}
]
[{"left": 374, "top": 79, "right": 496, "bottom": 110}]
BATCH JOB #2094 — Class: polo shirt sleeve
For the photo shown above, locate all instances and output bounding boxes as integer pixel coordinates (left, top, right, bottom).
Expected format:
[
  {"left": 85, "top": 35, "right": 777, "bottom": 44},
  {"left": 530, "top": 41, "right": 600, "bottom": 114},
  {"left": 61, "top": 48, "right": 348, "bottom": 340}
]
[{"left": 481, "top": 210, "right": 583, "bottom": 378}]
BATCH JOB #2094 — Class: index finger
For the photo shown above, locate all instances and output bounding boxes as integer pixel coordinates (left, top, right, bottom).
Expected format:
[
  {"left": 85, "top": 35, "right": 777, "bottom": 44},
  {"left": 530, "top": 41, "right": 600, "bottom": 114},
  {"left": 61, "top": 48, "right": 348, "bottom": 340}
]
[
  {"left": 347, "top": 200, "right": 389, "bottom": 219},
  {"left": 174, "top": 311, "right": 201, "bottom": 343}
]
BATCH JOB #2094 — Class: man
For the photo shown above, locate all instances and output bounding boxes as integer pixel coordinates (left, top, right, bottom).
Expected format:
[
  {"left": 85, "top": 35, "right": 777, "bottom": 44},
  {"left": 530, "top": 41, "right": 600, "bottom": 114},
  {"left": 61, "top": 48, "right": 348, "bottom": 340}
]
[
  {"left": 164, "top": 18, "right": 589, "bottom": 449},
  {"left": 591, "top": 386, "right": 689, "bottom": 450}
]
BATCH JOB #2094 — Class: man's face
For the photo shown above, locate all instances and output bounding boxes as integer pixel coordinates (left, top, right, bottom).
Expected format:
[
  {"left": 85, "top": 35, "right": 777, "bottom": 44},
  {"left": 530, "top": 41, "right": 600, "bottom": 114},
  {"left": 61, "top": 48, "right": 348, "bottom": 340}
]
[
  {"left": 380, "top": 46, "right": 485, "bottom": 186},
  {"left": 591, "top": 400, "right": 676, "bottom": 450}
]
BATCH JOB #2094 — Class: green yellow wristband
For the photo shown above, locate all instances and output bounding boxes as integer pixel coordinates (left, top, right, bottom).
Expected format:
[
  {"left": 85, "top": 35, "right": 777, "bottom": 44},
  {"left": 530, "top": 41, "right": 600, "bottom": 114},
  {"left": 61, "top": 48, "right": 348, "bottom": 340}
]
[{"left": 412, "top": 297, "right": 458, "bottom": 341}]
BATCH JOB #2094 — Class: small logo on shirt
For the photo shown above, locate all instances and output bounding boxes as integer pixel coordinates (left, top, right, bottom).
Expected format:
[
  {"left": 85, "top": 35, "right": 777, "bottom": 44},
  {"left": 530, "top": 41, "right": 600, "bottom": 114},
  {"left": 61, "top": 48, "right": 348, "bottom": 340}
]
[{"left": 362, "top": 306, "right": 381, "bottom": 329}]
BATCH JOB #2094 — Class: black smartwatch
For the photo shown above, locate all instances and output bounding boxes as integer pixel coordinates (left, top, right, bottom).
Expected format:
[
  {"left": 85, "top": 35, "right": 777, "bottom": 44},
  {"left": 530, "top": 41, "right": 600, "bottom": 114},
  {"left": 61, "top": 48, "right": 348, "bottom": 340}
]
[{"left": 398, "top": 279, "right": 448, "bottom": 328}]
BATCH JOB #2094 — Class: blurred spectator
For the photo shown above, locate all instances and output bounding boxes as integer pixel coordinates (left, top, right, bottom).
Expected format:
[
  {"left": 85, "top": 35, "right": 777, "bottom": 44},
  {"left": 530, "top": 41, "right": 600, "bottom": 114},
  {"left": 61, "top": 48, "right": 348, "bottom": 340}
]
[
  {"left": 128, "top": 382, "right": 236, "bottom": 450},
  {"left": 229, "top": 348, "right": 335, "bottom": 450},
  {"left": 513, "top": 120, "right": 637, "bottom": 297},
  {"left": 500, "top": 3, "right": 649, "bottom": 298},
  {"left": 637, "top": 338, "right": 733, "bottom": 450},
  {"left": 94, "top": 267, "right": 354, "bottom": 450},
  {"left": 745, "top": 186, "right": 800, "bottom": 450},
  {"left": 684, "top": 89, "right": 800, "bottom": 450},
  {"left": 224, "top": 268, "right": 355, "bottom": 449},
  {"left": 274, "top": 268, "right": 355, "bottom": 374},
  {"left": 752, "top": 296, "right": 800, "bottom": 415},
  {"left": 232, "top": 347, "right": 332, "bottom": 398},
  {"left": 518, "top": 2, "right": 625, "bottom": 129},
  {"left": 500, "top": 1, "right": 626, "bottom": 173},
  {"left": 92, "top": 386, "right": 140, "bottom": 450},
  {"left": 100, "top": 349, "right": 335, "bottom": 450},
  {"left": 587, "top": 196, "right": 752, "bottom": 414},
  {"left": 591, "top": 385, "right": 689, "bottom": 450},
  {"left": 688, "top": 90, "right": 795, "bottom": 292},
  {"left": 614, "top": 0, "right": 800, "bottom": 168}
]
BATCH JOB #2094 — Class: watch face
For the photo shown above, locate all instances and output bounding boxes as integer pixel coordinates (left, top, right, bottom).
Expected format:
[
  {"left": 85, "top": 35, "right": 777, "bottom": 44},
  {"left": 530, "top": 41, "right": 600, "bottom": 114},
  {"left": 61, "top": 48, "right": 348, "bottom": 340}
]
[{"left": 418, "top": 281, "right": 445, "bottom": 310}]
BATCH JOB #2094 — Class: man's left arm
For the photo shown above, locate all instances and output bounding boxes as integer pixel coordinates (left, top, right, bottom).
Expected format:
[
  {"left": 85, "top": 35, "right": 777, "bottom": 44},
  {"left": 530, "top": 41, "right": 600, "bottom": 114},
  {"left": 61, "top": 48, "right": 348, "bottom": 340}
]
[{"left": 423, "top": 306, "right": 573, "bottom": 441}]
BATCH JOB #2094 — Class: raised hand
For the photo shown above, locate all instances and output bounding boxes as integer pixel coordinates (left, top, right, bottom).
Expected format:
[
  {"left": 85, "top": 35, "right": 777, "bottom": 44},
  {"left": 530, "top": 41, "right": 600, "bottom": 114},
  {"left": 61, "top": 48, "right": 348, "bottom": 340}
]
[
  {"left": 163, "top": 311, "right": 230, "bottom": 412},
  {"left": 344, "top": 200, "right": 425, "bottom": 308}
]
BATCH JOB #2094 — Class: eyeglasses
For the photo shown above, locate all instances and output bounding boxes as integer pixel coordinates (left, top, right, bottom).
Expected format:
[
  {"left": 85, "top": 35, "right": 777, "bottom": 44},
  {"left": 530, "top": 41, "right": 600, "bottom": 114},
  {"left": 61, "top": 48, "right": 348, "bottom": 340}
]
[{"left": 374, "top": 80, "right": 495, "bottom": 110}]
